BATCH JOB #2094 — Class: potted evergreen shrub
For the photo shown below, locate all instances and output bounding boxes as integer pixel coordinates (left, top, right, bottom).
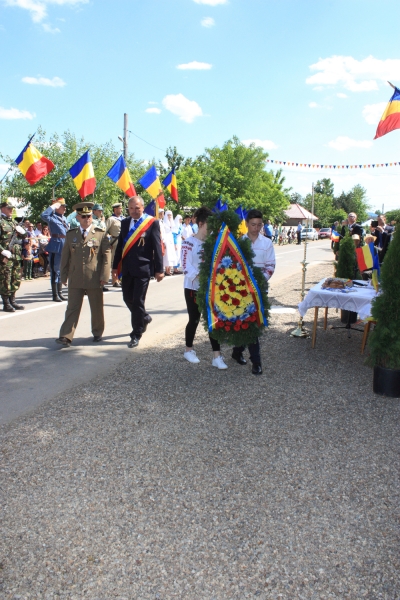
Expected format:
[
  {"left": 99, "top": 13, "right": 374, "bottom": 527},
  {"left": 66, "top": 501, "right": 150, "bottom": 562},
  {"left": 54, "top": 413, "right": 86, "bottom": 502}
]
[
  {"left": 366, "top": 229, "right": 400, "bottom": 397},
  {"left": 334, "top": 231, "right": 361, "bottom": 324}
]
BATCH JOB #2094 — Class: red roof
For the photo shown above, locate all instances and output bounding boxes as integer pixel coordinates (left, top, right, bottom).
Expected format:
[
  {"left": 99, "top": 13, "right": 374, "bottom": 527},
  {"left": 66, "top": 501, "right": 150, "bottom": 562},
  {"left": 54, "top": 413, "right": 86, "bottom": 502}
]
[{"left": 285, "top": 203, "right": 318, "bottom": 221}]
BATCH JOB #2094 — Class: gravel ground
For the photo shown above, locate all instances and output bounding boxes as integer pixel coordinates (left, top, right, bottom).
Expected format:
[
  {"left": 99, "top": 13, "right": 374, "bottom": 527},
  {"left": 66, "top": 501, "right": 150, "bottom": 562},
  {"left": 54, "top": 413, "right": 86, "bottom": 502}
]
[{"left": 1, "top": 263, "right": 399, "bottom": 599}]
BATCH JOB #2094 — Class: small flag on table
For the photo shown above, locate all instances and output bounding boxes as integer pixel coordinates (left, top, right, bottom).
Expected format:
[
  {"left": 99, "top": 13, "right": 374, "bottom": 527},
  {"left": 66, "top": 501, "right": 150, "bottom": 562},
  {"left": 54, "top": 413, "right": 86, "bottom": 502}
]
[
  {"left": 15, "top": 136, "right": 55, "bottom": 185},
  {"left": 138, "top": 165, "right": 162, "bottom": 199},
  {"left": 162, "top": 167, "right": 178, "bottom": 201},
  {"left": 69, "top": 151, "right": 96, "bottom": 198},
  {"left": 107, "top": 156, "right": 136, "bottom": 197}
]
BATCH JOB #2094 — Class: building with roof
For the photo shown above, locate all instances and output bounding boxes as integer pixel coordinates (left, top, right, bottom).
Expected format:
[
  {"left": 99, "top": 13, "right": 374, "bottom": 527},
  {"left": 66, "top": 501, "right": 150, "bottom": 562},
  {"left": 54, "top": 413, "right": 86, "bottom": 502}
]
[{"left": 284, "top": 203, "right": 318, "bottom": 226}]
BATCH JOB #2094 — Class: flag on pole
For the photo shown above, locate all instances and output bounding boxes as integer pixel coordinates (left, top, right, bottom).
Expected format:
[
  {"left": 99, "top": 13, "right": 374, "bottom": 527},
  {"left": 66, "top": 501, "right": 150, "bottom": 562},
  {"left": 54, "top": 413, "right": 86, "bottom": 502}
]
[
  {"left": 374, "top": 86, "right": 400, "bottom": 139},
  {"left": 162, "top": 167, "right": 178, "bottom": 201},
  {"left": 212, "top": 197, "right": 228, "bottom": 213},
  {"left": 331, "top": 229, "right": 341, "bottom": 242},
  {"left": 107, "top": 156, "right": 136, "bottom": 197},
  {"left": 15, "top": 136, "right": 55, "bottom": 185},
  {"left": 138, "top": 165, "right": 162, "bottom": 199},
  {"left": 69, "top": 151, "right": 96, "bottom": 198},
  {"left": 235, "top": 205, "right": 248, "bottom": 236},
  {"left": 144, "top": 200, "right": 156, "bottom": 216}
]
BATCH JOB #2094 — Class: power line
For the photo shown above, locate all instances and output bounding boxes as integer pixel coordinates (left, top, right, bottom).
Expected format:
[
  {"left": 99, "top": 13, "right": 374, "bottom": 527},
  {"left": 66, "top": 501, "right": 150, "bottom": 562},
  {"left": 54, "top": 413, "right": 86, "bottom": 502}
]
[{"left": 128, "top": 131, "right": 165, "bottom": 153}]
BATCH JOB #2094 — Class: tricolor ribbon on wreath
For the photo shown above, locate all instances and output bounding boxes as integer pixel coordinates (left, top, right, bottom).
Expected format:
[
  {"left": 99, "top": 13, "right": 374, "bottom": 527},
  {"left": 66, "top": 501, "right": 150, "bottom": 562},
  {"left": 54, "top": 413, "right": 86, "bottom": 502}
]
[{"left": 206, "top": 223, "right": 267, "bottom": 334}]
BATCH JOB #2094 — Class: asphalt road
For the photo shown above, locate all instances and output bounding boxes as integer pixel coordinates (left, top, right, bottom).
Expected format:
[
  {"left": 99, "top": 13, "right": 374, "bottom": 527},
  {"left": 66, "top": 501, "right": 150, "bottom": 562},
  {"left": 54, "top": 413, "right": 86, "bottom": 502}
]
[{"left": 0, "top": 239, "right": 333, "bottom": 424}]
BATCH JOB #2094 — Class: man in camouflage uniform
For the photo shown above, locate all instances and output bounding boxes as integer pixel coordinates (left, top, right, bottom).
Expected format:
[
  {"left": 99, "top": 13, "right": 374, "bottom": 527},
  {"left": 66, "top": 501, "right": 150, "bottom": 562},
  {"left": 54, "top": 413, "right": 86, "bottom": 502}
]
[
  {"left": 0, "top": 201, "right": 26, "bottom": 312},
  {"left": 105, "top": 202, "right": 124, "bottom": 287}
]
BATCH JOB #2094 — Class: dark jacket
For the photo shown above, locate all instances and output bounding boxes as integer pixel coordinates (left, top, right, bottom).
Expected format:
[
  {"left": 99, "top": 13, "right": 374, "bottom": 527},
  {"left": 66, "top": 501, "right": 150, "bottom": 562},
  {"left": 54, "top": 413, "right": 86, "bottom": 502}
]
[
  {"left": 113, "top": 216, "right": 163, "bottom": 278},
  {"left": 341, "top": 223, "right": 363, "bottom": 239}
]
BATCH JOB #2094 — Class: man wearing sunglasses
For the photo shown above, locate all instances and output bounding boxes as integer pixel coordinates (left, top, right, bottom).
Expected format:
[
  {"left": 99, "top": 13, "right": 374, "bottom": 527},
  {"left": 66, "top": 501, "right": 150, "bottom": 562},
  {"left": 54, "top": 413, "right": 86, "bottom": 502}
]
[{"left": 55, "top": 202, "right": 111, "bottom": 347}]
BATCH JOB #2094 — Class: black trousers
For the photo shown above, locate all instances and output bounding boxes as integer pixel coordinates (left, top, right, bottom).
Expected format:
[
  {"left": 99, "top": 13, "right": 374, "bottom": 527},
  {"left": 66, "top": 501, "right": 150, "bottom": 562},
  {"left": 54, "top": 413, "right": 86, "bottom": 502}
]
[
  {"left": 297, "top": 231, "right": 301, "bottom": 244},
  {"left": 122, "top": 274, "right": 150, "bottom": 338},
  {"left": 185, "top": 288, "right": 220, "bottom": 351},
  {"left": 232, "top": 339, "right": 261, "bottom": 365}
]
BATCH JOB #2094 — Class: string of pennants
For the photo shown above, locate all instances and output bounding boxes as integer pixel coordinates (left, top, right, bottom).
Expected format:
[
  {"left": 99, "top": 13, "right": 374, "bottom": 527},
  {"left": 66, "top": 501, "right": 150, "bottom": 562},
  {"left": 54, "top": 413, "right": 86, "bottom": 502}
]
[{"left": 266, "top": 159, "right": 400, "bottom": 169}]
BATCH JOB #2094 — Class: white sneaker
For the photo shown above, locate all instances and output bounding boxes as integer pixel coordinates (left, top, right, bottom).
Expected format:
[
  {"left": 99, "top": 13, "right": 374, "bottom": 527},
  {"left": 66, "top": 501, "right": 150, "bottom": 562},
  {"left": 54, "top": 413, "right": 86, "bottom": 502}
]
[
  {"left": 212, "top": 355, "right": 228, "bottom": 370},
  {"left": 184, "top": 350, "right": 200, "bottom": 364}
]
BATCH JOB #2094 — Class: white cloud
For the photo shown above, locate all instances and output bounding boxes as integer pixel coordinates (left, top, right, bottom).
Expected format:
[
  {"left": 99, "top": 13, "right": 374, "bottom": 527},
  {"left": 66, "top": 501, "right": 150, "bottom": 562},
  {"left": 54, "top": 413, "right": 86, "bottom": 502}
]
[
  {"left": 4, "top": 0, "right": 88, "bottom": 23},
  {"left": 176, "top": 61, "right": 212, "bottom": 70},
  {"left": 201, "top": 17, "right": 215, "bottom": 27},
  {"left": 328, "top": 136, "right": 373, "bottom": 151},
  {"left": 193, "top": 0, "right": 227, "bottom": 5},
  {"left": 145, "top": 108, "right": 161, "bottom": 114},
  {"left": 162, "top": 94, "right": 203, "bottom": 123},
  {"left": 362, "top": 102, "right": 387, "bottom": 125},
  {"left": 0, "top": 107, "right": 35, "bottom": 120},
  {"left": 42, "top": 22, "right": 60, "bottom": 33},
  {"left": 148, "top": 101, "right": 158, "bottom": 105},
  {"left": 22, "top": 75, "right": 66, "bottom": 87},
  {"left": 242, "top": 139, "right": 278, "bottom": 151},
  {"left": 306, "top": 55, "right": 400, "bottom": 92},
  {"left": 309, "top": 101, "right": 318, "bottom": 108},
  {"left": 337, "top": 93, "right": 347, "bottom": 98}
]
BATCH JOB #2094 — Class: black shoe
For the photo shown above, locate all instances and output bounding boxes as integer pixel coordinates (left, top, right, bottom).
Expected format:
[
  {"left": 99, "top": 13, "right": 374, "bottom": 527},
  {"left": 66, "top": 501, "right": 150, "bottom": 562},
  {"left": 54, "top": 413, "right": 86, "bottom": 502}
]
[
  {"left": 143, "top": 315, "right": 152, "bottom": 333},
  {"left": 93, "top": 336, "right": 102, "bottom": 342},
  {"left": 251, "top": 364, "right": 263, "bottom": 375},
  {"left": 231, "top": 352, "right": 247, "bottom": 365},
  {"left": 102, "top": 286, "right": 110, "bottom": 292},
  {"left": 128, "top": 336, "right": 139, "bottom": 348}
]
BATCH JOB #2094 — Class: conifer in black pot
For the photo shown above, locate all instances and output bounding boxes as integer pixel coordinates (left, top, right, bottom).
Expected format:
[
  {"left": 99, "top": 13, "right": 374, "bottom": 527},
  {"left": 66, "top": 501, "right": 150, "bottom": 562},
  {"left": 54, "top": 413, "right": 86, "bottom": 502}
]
[{"left": 366, "top": 229, "right": 400, "bottom": 397}]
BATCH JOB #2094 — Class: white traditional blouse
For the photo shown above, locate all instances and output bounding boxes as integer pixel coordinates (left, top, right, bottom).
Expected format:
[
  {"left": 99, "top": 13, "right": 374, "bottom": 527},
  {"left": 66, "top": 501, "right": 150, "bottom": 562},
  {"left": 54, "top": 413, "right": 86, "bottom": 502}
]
[
  {"left": 181, "top": 236, "right": 204, "bottom": 290},
  {"left": 243, "top": 233, "right": 276, "bottom": 281}
]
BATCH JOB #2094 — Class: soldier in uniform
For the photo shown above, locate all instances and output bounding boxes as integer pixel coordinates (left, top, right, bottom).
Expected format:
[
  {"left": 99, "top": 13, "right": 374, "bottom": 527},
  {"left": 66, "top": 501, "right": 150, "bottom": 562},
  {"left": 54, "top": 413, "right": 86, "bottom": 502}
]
[
  {"left": 56, "top": 202, "right": 111, "bottom": 347},
  {"left": 92, "top": 203, "right": 106, "bottom": 231},
  {"left": 105, "top": 202, "right": 124, "bottom": 287},
  {"left": 0, "top": 201, "right": 26, "bottom": 312},
  {"left": 41, "top": 198, "right": 69, "bottom": 302}
]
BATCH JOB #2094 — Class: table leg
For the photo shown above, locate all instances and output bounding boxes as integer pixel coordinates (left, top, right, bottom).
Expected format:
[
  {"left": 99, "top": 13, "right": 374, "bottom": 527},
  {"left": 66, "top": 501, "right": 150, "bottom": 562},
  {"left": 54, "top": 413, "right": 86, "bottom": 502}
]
[
  {"left": 361, "top": 321, "right": 371, "bottom": 354},
  {"left": 312, "top": 307, "right": 319, "bottom": 348},
  {"left": 324, "top": 307, "right": 328, "bottom": 330}
]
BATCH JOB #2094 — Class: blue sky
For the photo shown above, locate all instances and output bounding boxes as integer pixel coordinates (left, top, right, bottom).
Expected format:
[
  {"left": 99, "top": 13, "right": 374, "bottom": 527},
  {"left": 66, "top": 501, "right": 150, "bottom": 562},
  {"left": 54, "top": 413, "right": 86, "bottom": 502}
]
[{"left": 1, "top": 0, "right": 400, "bottom": 211}]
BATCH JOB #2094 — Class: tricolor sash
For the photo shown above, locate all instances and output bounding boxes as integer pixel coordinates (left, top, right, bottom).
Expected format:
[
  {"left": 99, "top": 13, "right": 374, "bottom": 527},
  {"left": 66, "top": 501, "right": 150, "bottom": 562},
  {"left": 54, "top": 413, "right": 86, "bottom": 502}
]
[{"left": 117, "top": 214, "right": 155, "bottom": 276}]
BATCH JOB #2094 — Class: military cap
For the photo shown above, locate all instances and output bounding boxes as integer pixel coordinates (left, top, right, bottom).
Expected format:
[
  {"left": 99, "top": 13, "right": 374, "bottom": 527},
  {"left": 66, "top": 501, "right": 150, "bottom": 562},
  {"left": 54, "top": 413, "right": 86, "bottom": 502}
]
[
  {"left": 92, "top": 203, "right": 103, "bottom": 211},
  {"left": 73, "top": 201, "right": 94, "bottom": 215},
  {"left": 1, "top": 201, "right": 14, "bottom": 209},
  {"left": 52, "top": 197, "right": 66, "bottom": 205},
  {"left": 112, "top": 202, "right": 122, "bottom": 208}
]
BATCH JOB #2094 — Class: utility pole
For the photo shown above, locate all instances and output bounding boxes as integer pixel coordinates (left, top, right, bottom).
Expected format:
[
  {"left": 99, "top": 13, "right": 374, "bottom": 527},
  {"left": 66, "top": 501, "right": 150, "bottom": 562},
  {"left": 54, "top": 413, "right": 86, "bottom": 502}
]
[{"left": 123, "top": 113, "right": 128, "bottom": 161}]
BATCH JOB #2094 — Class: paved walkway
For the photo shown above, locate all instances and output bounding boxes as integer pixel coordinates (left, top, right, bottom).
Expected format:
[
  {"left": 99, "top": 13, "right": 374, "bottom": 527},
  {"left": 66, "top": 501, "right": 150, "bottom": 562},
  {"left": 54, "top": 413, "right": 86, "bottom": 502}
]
[{"left": 1, "top": 263, "right": 398, "bottom": 599}]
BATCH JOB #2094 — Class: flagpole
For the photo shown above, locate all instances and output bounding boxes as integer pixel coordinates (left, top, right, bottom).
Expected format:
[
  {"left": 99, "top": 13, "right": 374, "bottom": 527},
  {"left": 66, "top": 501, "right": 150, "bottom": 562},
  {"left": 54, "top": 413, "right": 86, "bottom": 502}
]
[{"left": 388, "top": 81, "right": 396, "bottom": 90}]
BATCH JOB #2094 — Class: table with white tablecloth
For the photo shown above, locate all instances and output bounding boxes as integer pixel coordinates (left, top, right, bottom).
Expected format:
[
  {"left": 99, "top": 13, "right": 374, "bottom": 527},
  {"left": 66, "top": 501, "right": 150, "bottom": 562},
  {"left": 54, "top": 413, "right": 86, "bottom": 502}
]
[{"left": 298, "top": 279, "right": 377, "bottom": 348}]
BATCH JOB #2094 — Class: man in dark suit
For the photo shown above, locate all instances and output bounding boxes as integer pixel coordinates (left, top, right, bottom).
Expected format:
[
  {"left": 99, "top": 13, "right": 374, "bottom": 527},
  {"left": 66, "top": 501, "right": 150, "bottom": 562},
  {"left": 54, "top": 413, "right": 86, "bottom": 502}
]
[
  {"left": 341, "top": 212, "right": 363, "bottom": 239},
  {"left": 112, "top": 196, "right": 164, "bottom": 348}
]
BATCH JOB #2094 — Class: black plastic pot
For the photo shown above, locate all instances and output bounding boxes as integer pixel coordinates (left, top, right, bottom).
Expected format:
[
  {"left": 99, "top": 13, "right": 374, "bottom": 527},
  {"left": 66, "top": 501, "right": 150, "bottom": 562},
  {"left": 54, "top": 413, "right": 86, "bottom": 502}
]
[
  {"left": 373, "top": 366, "right": 400, "bottom": 398},
  {"left": 340, "top": 310, "right": 357, "bottom": 324}
]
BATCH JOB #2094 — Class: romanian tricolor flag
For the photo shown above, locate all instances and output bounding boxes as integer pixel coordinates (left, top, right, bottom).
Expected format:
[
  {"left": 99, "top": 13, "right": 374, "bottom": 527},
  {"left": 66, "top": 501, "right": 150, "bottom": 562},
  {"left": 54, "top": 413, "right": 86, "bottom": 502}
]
[
  {"left": 235, "top": 205, "right": 248, "bottom": 236},
  {"left": 15, "top": 137, "right": 55, "bottom": 185},
  {"left": 212, "top": 198, "right": 228, "bottom": 213},
  {"left": 107, "top": 156, "right": 136, "bottom": 198},
  {"left": 356, "top": 244, "right": 374, "bottom": 272},
  {"left": 138, "top": 165, "right": 162, "bottom": 199},
  {"left": 162, "top": 168, "right": 178, "bottom": 202},
  {"left": 331, "top": 229, "right": 341, "bottom": 242},
  {"left": 69, "top": 151, "right": 96, "bottom": 198},
  {"left": 374, "top": 86, "right": 400, "bottom": 140},
  {"left": 206, "top": 224, "right": 267, "bottom": 334}
]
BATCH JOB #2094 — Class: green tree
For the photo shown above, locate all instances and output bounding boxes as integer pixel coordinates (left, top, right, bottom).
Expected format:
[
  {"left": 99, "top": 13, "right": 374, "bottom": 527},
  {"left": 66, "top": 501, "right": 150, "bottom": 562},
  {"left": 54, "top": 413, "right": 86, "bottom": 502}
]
[
  {"left": 0, "top": 127, "right": 143, "bottom": 220},
  {"left": 334, "top": 184, "right": 369, "bottom": 222},
  {"left": 335, "top": 232, "right": 360, "bottom": 279},
  {"left": 384, "top": 208, "right": 400, "bottom": 224},
  {"left": 197, "top": 136, "right": 290, "bottom": 218}
]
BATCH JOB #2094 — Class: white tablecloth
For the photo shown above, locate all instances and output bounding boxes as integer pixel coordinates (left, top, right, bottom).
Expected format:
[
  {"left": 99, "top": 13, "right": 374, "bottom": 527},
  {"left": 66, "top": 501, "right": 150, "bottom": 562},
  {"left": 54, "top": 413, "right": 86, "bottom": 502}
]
[{"left": 298, "top": 279, "right": 377, "bottom": 320}]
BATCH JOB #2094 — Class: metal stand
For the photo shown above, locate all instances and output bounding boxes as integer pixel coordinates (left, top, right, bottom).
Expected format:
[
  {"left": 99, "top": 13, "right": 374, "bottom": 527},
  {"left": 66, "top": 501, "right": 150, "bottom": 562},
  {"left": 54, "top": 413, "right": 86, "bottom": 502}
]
[
  {"left": 330, "top": 311, "right": 364, "bottom": 338},
  {"left": 291, "top": 235, "right": 310, "bottom": 338}
]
